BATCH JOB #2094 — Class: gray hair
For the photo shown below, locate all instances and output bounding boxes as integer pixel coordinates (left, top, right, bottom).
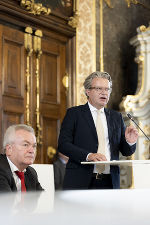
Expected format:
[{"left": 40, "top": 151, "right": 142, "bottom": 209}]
[
  {"left": 3, "top": 124, "right": 35, "bottom": 152},
  {"left": 83, "top": 71, "right": 112, "bottom": 97}
]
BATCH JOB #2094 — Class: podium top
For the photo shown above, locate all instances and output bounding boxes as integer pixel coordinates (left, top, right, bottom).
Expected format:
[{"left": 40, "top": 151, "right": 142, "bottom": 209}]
[{"left": 81, "top": 160, "right": 150, "bottom": 166}]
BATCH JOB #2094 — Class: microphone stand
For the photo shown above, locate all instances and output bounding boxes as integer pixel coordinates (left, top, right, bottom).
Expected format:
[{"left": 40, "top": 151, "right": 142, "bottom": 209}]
[{"left": 127, "top": 113, "right": 150, "bottom": 142}]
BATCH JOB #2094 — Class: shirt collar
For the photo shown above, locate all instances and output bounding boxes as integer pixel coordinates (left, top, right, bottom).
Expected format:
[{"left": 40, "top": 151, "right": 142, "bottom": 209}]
[
  {"left": 88, "top": 101, "right": 104, "bottom": 113},
  {"left": 7, "top": 156, "right": 26, "bottom": 173}
]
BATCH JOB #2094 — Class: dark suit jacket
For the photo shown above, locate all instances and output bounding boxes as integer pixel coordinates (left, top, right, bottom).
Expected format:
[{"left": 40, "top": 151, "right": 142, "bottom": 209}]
[
  {"left": 53, "top": 158, "right": 66, "bottom": 190},
  {"left": 0, "top": 154, "right": 44, "bottom": 192},
  {"left": 58, "top": 103, "right": 136, "bottom": 189}
]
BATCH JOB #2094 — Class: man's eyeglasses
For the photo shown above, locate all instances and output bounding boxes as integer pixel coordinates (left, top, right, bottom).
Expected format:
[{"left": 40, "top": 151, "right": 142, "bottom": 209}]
[{"left": 89, "top": 87, "right": 111, "bottom": 93}]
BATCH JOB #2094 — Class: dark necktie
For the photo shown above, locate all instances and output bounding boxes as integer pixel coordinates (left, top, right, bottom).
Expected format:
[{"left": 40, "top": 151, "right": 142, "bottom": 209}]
[{"left": 15, "top": 171, "right": 26, "bottom": 192}]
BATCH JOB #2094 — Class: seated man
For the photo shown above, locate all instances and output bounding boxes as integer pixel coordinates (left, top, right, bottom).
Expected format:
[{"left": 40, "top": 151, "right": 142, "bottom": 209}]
[{"left": 0, "top": 124, "right": 44, "bottom": 192}]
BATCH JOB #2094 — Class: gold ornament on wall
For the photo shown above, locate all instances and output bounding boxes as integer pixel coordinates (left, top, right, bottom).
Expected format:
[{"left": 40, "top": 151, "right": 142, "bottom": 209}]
[
  {"left": 20, "top": 0, "right": 51, "bottom": 15},
  {"left": 34, "top": 29, "right": 43, "bottom": 145},
  {"left": 62, "top": 73, "right": 69, "bottom": 89},
  {"left": 103, "top": 0, "right": 150, "bottom": 9},
  {"left": 125, "top": 0, "right": 138, "bottom": 7},
  {"left": 24, "top": 27, "right": 33, "bottom": 126},
  {"left": 68, "top": 0, "right": 79, "bottom": 28},
  {"left": 104, "top": 0, "right": 113, "bottom": 8},
  {"left": 47, "top": 146, "right": 56, "bottom": 160},
  {"left": 68, "top": 11, "right": 79, "bottom": 28},
  {"left": 143, "top": 140, "right": 150, "bottom": 160}
]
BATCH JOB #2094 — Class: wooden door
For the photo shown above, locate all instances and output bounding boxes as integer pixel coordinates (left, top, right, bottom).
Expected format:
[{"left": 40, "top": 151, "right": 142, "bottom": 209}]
[
  {"left": 0, "top": 25, "right": 25, "bottom": 151},
  {"left": 34, "top": 36, "right": 67, "bottom": 164},
  {"left": 0, "top": 24, "right": 67, "bottom": 163}
]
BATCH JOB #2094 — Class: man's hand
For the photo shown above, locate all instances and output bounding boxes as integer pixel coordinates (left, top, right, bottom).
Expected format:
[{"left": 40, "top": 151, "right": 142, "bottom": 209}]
[
  {"left": 87, "top": 153, "right": 107, "bottom": 162},
  {"left": 125, "top": 125, "right": 138, "bottom": 144}
]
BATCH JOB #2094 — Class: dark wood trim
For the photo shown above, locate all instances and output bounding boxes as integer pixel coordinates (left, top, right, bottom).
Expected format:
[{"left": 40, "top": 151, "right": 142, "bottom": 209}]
[
  {"left": 0, "top": 0, "right": 76, "bottom": 38},
  {"left": 66, "top": 36, "right": 77, "bottom": 107}
]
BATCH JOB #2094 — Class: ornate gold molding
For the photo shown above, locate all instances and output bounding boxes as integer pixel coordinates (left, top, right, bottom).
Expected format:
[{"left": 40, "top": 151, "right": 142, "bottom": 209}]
[
  {"left": 143, "top": 140, "right": 150, "bottom": 159},
  {"left": 126, "top": 0, "right": 150, "bottom": 10},
  {"left": 62, "top": 73, "right": 69, "bottom": 89},
  {"left": 119, "top": 54, "right": 145, "bottom": 111},
  {"left": 47, "top": 146, "right": 56, "bottom": 160},
  {"left": 20, "top": 0, "right": 51, "bottom": 15},
  {"left": 126, "top": 0, "right": 138, "bottom": 7},
  {"left": 104, "top": 0, "right": 113, "bottom": 8},
  {"left": 138, "top": 25, "right": 150, "bottom": 33},
  {"left": 104, "top": 0, "right": 150, "bottom": 10},
  {"left": 68, "top": 0, "right": 79, "bottom": 28},
  {"left": 68, "top": 11, "right": 79, "bottom": 28},
  {"left": 100, "top": 0, "right": 104, "bottom": 71},
  {"left": 62, "top": 72, "right": 69, "bottom": 97},
  {"left": 143, "top": 125, "right": 150, "bottom": 136},
  {"left": 24, "top": 27, "right": 33, "bottom": 126},
  {"left": 34, "top": 29, "right": 43, "bottom": 145}
]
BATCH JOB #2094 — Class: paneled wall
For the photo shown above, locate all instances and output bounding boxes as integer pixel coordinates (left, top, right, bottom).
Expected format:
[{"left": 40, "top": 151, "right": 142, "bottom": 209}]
[{"left": 0, "top": 0, "right": 76, "bottom": 163}]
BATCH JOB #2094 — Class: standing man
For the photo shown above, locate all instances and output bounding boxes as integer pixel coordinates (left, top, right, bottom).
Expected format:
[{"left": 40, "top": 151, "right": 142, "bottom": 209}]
[
  {"left": 0, "top": 124, "right": 44, "bottom": 192},
  {"left": 58, "top": 71, "right": 138, "bottom": 189}
]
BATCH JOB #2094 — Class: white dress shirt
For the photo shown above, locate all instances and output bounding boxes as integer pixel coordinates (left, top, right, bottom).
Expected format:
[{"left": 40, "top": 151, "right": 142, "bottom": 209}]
[
  {"left": 7, "top": 157, "right": 26, "bottom": 191},
  {"left": 87, "top": 102, "right": 111, "bottom": 174}
]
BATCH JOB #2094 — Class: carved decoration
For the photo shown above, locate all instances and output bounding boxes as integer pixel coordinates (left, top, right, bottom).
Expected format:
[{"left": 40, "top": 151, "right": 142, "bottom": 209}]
[
  {"left": 143, "top": 140, "right": 150, "bottom": 160},
  {"left": 103, "top": 0, "right": 150, "bottom": 10},
  {"left": 34, "top": 29, "right": 43, "bottom": 145},
  {"left": 76, "top": 0, "right": 96, "bottom": 105},
  {"left": 104, "top": 0, "right": 113, "bottom": 8},
  {"left": 20, "top": 0, "right": 51, "bottom": 15},
  {"left": 47, "top": 146, "right": 56, "bottom": 160},
  {"left": 143, "top": 125, "right": 150, "bottom": 136},
  {"left": 24, "top": 27, "right": 33, "bottom": 126},
  {"left": 119, "top": 54, "right": 145, "bottom": 112},
  {"left": 126, "top": 0, "right": 150, "bottom": 10},
  {"left": 68, "top": 11, "right": 79, "bottom": 28}
]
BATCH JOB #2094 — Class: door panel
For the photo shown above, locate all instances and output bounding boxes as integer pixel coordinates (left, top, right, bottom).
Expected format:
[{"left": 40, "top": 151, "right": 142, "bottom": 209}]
[
  {"left": 35, "top": 37, "right": 67, "bottom": 163},
  {"left": 41, "top": 52, "right": 58, "bottom": 103},
  {"left": 42, "top": 117, "right": 58, "bottom": 163},
  {"left": 3, "top": 39, "right": 24, "bottom": 97},
  {"left": 0, "top": 25, "right": 25, "bottom": 152}
]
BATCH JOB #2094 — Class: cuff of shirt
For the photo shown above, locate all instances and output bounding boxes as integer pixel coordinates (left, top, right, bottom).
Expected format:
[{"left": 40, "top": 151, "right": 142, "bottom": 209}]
[
  {"left": 86, "top": 153, "right": 93, "bottom": 161},
  {"left": 127, "top": 141, "right": 136, "bottom": 146}
]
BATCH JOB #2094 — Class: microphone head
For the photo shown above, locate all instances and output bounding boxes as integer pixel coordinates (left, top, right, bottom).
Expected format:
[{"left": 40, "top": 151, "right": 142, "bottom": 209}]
[{"left": 126, "top": 113, "right": 133, "bottom": 120}]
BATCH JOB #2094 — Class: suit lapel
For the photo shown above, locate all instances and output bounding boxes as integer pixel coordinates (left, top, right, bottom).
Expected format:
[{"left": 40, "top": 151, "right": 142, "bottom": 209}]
[
  {"left": 3, "top": 155, "right": 17, "bottom": 191},
  {"left": 105, "top": 108, "right": 113, "bottom": 140},
  {"left": 24, "top": 170, "right": 32, "bottom": 191},
  {"left": 80, "top": 105, "right": 114, "bottom": 149},
  {"left": 105, "top": 108, "right": 114, "bottom": 160},
  {"left": 81, "top": 103, "right": 98, "bottom": 140}
]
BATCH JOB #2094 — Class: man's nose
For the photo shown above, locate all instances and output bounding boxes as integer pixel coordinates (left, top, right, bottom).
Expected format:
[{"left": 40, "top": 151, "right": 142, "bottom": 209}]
[{"left": 28, "top": 145, "right": 36, "bottom": 152}]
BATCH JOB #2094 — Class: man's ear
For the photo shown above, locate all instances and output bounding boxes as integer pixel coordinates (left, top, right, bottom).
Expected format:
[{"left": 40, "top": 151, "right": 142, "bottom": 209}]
[
  {"left": 85, "top": 89, "right": 89, "bottom": 97},
  {"left": 5, "top": 144, "right": 12, "bottom": 156}
]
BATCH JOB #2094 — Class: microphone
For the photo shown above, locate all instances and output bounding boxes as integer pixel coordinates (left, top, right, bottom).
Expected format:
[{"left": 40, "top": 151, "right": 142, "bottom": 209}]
[{"left": 127, "top": 113, "right": 150, "bottom": 141}]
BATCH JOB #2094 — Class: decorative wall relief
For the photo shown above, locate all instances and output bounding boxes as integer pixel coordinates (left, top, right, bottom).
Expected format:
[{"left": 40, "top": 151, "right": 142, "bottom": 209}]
[
  {"left": 20, "top": 0, "right": 51, "bottom": 15},
  {"left": 76, "top": 0, "right": 96, "bottom": 105},
  {"left": 120, "top": 24, "right": 150, "bottom": 160}
]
